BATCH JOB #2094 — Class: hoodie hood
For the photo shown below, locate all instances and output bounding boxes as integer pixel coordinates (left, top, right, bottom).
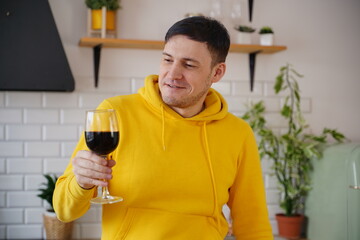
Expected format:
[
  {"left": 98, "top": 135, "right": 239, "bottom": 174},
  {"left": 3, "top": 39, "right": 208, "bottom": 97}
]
[{"left": 138, "top": 75, "right": 229, "bottom": 122}]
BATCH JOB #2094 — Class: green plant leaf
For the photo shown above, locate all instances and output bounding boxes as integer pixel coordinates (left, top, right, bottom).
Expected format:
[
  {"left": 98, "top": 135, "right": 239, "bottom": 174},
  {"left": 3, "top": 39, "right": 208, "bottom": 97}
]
[
  {"left": 323, "top": 128, "right": 346, "bottom": 142},
  {"left": 234, "top": 25, "right": 256, "bottom": 33},
  {"left": 85, "top": 0, "right": 121, "bottom": 10},
  {"left": 294, "top": 90, "right": 300, "bottom": 103},
  {"left": 280, "top": 66, "right": 287, "bottom": 72},
  {"left": 291, "top": 68, "right": 304, "bottom": 78},
  {"left": 37, "top": 174, "right": 58, "bottom": 212},
  {"left": 281, "top": 105, "right": 291, "bottom": 118},
  {"left": 274, "top": 74, "right": 283, "bottom": 94},
  {"left": 259, "top": 26, "right": 274, "bottom": 34}
]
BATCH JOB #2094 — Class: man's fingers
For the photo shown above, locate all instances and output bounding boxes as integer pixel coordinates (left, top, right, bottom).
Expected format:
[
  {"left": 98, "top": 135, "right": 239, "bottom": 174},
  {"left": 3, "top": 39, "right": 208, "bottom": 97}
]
[
  {"left": 72, "top": 150, "right": 116, "bottom": 189},
  {"left": 75, "top": 158, "right": 112, "bottom": 174},
  {"left": 76, "top": 150, "right": 107, "bottom": 165},
  {"left": 76, "top": 175, "right": 108, "bottom": 188},
  {"left": 107, "top": 159, "right": 116, "bottom": 168},
  {"left": 73, "top": 166, "right": 112, "bottom": 181}
]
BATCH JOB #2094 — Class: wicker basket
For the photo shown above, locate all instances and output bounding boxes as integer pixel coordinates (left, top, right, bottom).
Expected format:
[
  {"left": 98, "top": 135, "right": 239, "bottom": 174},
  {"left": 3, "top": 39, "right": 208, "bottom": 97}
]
[{"left": 43, "top": 213, "right": 73, "bottom": 240}]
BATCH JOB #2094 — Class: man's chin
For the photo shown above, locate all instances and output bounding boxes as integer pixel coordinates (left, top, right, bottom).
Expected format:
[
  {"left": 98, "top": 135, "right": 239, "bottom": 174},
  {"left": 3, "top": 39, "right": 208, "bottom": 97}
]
[{"left": 162, "top": 97, "right": 187, "bottom": 109}]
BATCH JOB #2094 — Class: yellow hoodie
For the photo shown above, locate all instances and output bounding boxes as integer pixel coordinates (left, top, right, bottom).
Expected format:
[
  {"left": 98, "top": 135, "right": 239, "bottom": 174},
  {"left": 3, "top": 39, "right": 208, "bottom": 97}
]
[{"left": 54, "top": 75, "right": 273, "bottom": 240}]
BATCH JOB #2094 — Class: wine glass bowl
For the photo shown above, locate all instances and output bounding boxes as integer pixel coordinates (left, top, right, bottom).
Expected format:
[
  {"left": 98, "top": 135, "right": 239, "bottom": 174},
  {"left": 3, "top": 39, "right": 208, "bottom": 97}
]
[
  {"left": 85, "top": 131, "right": 119, "bottom": 156},
  {"left": 85, "top": 109, "right": 123, "bottom": 204}
]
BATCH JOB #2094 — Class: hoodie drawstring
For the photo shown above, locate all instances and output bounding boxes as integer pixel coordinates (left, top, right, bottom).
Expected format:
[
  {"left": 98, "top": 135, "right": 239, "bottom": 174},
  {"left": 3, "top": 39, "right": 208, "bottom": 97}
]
[
  {"left": 160, "top": 107, "right": 220, "bottom": 231},
  {"left": 203, "top": 122, "right": 220, "bottom": 231},
  {"left": 161, "top": 105, "right": 166, "bottom": 151}
]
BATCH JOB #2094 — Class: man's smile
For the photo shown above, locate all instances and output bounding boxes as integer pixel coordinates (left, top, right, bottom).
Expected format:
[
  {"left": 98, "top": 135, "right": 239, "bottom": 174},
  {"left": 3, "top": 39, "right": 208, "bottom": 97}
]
[{"left": 166, "top": 83, "right": 185, "bottom": 89}]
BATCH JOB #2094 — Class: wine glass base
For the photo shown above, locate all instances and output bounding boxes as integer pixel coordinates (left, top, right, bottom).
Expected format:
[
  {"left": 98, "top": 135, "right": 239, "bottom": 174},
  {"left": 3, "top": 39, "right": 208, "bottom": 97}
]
[{"left": 90, "top": 195, "right": 123, "bottom": 205}]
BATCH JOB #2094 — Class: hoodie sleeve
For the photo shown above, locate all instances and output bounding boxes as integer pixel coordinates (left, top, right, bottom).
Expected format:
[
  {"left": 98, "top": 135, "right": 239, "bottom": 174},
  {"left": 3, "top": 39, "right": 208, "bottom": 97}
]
[
  {"left": 53, "top": 100, "right": 115, "bottom": 222},
  {"left": 227, "top": 129, "right": 274, "bottom": 240},
  {"left": 53, "top": 133, "right": 97, "bottom": 222}
]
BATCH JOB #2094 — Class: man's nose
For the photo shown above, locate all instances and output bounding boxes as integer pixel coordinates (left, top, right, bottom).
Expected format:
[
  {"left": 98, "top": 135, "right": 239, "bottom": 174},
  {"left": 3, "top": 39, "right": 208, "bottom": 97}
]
[{"left": 168, "top": 63, "right": 182, "bottom": 80}]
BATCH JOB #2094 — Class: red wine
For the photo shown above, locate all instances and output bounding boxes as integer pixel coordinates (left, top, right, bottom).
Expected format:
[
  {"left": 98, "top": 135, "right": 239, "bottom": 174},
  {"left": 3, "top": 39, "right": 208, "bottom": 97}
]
[{"left": 85, "top": 131, "right": 119, "bottom": 156}]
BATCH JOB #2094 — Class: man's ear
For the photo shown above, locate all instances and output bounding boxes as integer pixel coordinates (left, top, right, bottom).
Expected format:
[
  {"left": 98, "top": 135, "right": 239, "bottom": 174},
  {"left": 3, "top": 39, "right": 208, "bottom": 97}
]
[{"left": 212, "top": 63, "right": 226, "bottom": 83}]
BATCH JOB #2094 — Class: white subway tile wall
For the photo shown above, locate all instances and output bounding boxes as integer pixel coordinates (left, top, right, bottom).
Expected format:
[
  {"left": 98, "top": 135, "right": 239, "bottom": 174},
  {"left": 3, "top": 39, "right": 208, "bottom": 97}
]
[
  {"left": 0, "top": 158, "right": 5, "bottom": 173},
  {"left": 0, "top": 77, "right": 299, "bottom": 239},
  {"left": 25, "top": 208, "right": 44, "bottom": 224},
  {"left": 24, "top": 109, "right": 59, "bottom": 124},
  {"left": 0, "top": 208, "right": 23, "bottom": 224},
  {"left": 7, "top": 225, "right": 42, "bottom": 239},
  {"left": 7, "top": 158, "right": 42, "bottom": 174},
  {"left": 0, "top": 191, "right": 5, "bottom": 207},
  {"left": 6, "top": 93, "right": 43, "bottom": 108},
  {"left": 0, "top": 93, "right": 4, "bottom": 107},
  {"left": 0, "top": 226, "right": 5, "bottom": 239},
  {"left": 0, "top": 126, "right": 4, "bottom": 140},
  {"left": 0, "top": 109, "right": 22, "bottom": 124}
]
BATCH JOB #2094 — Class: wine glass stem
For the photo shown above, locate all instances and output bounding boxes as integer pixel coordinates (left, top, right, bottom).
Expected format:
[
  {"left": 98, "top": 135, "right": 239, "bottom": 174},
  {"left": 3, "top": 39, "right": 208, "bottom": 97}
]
[
  {"left": 102, "top": 186, "right": 111, "bottom": 199},
  {"left": 101, "top": 154, "right": 111, "bottom": 199}
]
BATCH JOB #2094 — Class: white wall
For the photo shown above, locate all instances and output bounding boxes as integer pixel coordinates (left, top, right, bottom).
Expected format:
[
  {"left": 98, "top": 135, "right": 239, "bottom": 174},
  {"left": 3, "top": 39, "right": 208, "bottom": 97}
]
[{"left": 0, "top": 0, "right": 359, "bottom": 238}]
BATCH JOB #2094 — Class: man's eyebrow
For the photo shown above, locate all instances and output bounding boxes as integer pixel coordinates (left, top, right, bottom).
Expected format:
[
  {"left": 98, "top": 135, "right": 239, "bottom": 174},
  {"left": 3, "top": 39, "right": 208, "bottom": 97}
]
[
  {"left": 162, "top": 52, "right": 200, "bottom": 64},
  {"left": 162, "top": 52, "right": 172, "bottom": 57},
  {"left": 183, "top": 57, "right": 200, "bottom": 64}
]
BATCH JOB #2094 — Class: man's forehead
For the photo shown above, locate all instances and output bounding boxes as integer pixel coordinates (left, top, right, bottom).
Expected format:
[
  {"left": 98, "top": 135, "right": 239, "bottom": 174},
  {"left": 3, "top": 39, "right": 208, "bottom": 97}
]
[
  {"left": 165, "top": 34, "right": 206, "bottom": 47},
  {"left": 163, "top": 35, "right": 211, "bottom": 62}
]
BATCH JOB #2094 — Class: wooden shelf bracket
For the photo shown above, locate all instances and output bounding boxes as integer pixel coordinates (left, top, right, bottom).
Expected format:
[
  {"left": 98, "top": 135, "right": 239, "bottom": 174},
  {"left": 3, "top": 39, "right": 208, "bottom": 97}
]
[
  {"left": 249, "top": 50, "right": 262, "bottom": 92},
  {"left": 93, "top": 44, "right": 102, "bottom": 88},
  {"left": 249, "top": 0, "right": 254, "bottom": 22}
]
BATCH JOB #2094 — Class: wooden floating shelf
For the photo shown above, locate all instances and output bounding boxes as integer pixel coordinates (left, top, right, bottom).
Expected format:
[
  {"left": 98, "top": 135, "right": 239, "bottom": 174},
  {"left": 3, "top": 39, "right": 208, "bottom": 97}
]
[
  {"left": 79, "top": 37, "right": 287, "bottom": 53},
  {"left": 229, "top": 44, "right": 287, "bottom": 54},
  {"left": 79, "top": 37, "right": 287, "bottom": 90},
  {"left": 79, "top": 37, "right": 165, "bottom": 50}
]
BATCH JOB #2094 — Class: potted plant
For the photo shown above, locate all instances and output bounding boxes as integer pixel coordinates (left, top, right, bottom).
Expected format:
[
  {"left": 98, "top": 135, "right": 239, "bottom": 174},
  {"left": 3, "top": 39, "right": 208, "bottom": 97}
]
[
  {"left": 234, "top": 25, "right": 256, "bottom": 44},
  {"left": 259, "top": 26, "right": 274, "bottom": 46},
  {"left": 85, "top": 0, "right": 121, "bottom": 31},
  {"left": 38, "top": 174, "right": 73, "bottom": 240},
  {"left": 242, "top": 64, "right": 345, "bottom": 239}
]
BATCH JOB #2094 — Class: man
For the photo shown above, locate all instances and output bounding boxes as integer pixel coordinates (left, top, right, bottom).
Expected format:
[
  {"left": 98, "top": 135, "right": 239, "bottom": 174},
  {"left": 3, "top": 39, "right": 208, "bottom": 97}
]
[{"left": 54, "top": 16, "right": 273, "bottom": 240}]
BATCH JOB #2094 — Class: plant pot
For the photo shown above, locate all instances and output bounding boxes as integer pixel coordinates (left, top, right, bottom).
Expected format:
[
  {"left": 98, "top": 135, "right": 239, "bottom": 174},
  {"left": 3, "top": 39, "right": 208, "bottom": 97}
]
[
  {"left": 91, "top": 9, "right": 116, "bottom": 30},
  {"left": 236, "top": 32, "right": 252, "bottom": 44},
  {"left": 260, "top": 33, "right": 274, "bottom": 46},
  {"left": 276, "top": 214, "right": 304, "bottom": 239},
  {"left": 43, "top": 212, "right": 73, "bottom": 240}
]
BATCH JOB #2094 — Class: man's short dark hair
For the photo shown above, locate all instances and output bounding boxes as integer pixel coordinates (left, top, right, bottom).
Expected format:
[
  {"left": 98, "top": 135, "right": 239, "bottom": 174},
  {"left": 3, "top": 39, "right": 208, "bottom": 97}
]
[{"left": 165, "top": 16, "right": 230, "bottom": 67}]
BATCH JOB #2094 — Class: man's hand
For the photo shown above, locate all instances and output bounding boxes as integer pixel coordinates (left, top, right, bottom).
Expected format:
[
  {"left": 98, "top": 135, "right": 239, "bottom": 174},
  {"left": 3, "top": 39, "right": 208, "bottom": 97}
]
[{"left": 72, "top": 150, "right": 116, "bottom": 189}]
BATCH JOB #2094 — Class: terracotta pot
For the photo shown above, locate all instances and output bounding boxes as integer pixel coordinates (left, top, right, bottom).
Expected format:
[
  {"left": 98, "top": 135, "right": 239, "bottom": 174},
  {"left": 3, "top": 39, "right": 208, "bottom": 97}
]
[
  {"left": 91, "top": 9, "right": 116, "bottom": 30},
  {"left": 43, "top": 212, "right": 73, "bottom": 240},
  {"left": 276, "top": 213, "right": 304, "bottom": 239}
]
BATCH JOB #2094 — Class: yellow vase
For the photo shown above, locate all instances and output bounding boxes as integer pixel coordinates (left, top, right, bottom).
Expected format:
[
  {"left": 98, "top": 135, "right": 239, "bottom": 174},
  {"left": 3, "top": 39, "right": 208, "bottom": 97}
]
[{"left": 91, "top": 10, "right": 116, "bottom": 30}]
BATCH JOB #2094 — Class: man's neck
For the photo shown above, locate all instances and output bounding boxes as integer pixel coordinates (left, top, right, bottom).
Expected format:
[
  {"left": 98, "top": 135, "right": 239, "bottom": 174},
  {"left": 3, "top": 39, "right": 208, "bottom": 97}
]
[{"left": 170, "top": 102, "right": 206, "bottom": 118}]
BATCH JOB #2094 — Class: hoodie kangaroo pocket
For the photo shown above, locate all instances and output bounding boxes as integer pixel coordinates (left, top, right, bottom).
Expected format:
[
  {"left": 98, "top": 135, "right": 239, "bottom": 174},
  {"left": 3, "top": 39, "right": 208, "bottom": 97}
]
[
  {"left": 114, "top": 208, "right": 137, "bottom": 240},
  {"left": 114, "top": 207, "right": 223, "bottom": 240}
]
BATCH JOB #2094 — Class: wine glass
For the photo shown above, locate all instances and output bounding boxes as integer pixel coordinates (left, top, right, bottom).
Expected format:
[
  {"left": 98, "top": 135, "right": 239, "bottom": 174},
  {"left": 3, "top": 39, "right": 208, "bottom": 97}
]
[{"left": 84, "top": 109, "right": 123, "bottom": 204}]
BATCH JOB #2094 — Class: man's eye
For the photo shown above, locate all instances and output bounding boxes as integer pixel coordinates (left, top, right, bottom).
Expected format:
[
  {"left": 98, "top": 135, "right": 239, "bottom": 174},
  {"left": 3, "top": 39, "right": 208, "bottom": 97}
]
[
  {"left": 185, "top": 63, "right": 195, "bottom": 68},
  {"left": 164, "top": 58, "right": 172, "bottom": 63}
]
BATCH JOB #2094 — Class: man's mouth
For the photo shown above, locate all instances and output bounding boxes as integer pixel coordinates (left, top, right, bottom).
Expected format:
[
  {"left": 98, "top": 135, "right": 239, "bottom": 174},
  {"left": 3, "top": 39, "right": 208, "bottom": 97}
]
[{"left": 166, "top": 83, "right": 186, "bottom": 89}]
